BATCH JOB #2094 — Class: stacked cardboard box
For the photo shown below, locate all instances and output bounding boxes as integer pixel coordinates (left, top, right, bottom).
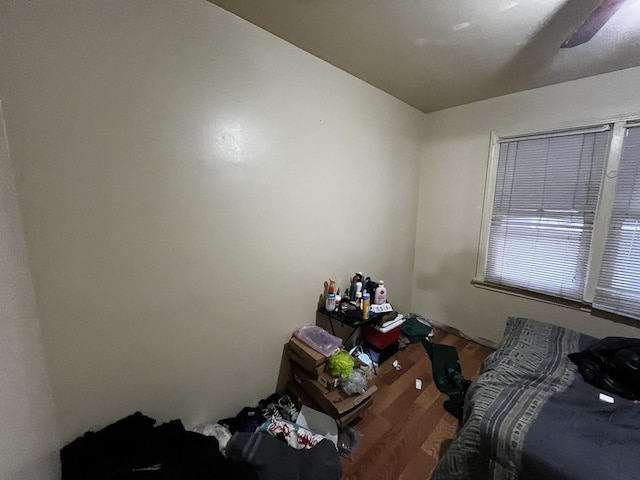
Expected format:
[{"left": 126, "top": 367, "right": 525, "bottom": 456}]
[{"left": 285, "top": 336, "right": 376, "bottom": 426}]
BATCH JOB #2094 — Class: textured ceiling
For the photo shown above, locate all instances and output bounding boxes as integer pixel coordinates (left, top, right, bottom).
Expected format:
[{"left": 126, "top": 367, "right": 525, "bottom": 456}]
[{"left": 209, "top": 0, "right": 640, "bottom": 113}]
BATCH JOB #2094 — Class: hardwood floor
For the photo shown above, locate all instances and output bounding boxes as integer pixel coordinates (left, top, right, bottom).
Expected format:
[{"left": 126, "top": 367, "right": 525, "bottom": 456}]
[{"left": 341, "top": 329, "right": 494, "bottom": 480}]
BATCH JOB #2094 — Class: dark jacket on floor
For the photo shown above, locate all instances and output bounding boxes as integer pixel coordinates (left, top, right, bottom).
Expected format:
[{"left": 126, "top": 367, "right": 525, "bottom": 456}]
[{"left": 60, "top": 412, "right": 257, "bottom": 480}]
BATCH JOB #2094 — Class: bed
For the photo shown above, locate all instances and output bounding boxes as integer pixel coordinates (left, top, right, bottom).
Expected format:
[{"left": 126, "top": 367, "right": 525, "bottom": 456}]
[{"left": 432, "top": 317, "right": 640, "bottom": 480}]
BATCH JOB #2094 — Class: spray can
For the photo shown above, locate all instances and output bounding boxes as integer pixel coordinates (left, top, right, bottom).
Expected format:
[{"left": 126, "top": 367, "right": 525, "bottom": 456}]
[{"left": 362, "top": 291, "right": 371, "bottom": 320}]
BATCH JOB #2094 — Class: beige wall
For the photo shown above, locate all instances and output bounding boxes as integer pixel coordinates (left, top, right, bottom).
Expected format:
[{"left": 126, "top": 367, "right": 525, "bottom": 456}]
[
  {"left": 0, "top": 105, "right": 61, "bottom": 478},
  {"left": 413, "top": 66, "right": 640, "bottom": 344},
  {"left": 0, "top": 1, "right": 422, "bottom": 441},
  {"left": 5, "top": 0, "right": 640, "bottom": 456}
]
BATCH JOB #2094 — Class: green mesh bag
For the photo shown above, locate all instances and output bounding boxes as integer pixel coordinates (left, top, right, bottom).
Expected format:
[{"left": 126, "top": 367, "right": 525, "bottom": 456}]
[{"left": 326, "top": 350, "right": 355, "bottom": 378}]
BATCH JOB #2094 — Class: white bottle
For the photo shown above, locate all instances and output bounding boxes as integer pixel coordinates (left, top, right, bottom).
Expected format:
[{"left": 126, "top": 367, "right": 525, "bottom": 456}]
[
  {"left": 354, "top": 291, "right": 362, "bottom": 308},
  {"left": 374, "top": 281, "right": 387, "bottom": 305},
  {"left": 325, "top": 292, "right": 336, "bottom": 312}
]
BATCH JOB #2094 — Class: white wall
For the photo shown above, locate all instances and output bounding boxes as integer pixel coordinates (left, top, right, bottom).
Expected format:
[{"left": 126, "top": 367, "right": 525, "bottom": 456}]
[
  {"left": 0, "top": 0, "right": 423, "bottom": 441},
  {"left": 0, "top": 104, "right": 61, "bottom": 478},
  {"left": 413, "top": 66, "right": 640, "bottom": 344}
]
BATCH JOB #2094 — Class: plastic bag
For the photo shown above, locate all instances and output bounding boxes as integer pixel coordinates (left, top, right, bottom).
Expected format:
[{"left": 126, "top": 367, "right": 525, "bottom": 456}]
[
  {"left": 337, "top": 426, "right": 361, "bottom": 457},
  {"left": 191, "top": 423, "right": 232, "bottom": 453},
  {"left": 339, "top": 368, "right": 367, "bottom": 395}
]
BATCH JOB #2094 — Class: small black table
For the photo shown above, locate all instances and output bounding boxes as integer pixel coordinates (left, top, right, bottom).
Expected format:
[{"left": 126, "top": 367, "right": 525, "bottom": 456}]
[
  {"left": 318, "top": 307, "right": 380, "bottom": 374},
  {"left": 318, "top": 307, "right": 379, "bottom": 344}
]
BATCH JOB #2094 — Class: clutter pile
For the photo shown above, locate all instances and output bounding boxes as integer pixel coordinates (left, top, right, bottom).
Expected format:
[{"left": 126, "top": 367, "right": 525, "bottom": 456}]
[
  {"left": 60, "top": 411, "right": 258, "bottom": 480},
  {"left": 286, "top": 325, "right": 377, "bottom": 426},
  {"left": 59, "top": 321, "right": 371, "bottom": 480},
  {"left": 61, "top": 392, "right": 345, "bottom": 479}
]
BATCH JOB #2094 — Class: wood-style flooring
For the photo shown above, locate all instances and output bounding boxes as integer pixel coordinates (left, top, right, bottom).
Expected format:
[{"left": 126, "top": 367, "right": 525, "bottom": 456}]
[{"left": 341, "top": 329, "right": 494, "bottom": 480}]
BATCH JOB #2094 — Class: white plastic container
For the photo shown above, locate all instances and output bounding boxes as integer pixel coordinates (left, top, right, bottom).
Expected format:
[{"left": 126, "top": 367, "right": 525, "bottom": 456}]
[
  {"left": 374, "top": 281, "right": 387, "bottom": 305},
  {"left": 325, "top": 293, "right": 336, "bottom": 312},
  {"left": 294, "top": 325, "right": 342, "bottom": 356}
]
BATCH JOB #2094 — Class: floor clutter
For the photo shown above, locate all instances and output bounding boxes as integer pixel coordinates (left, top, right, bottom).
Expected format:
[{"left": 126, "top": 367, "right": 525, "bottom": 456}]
[
  {"left": 58, "top": 326, "right": 365, "bottom": 480},
  {"left": 286, "top": 326, "right": 378, "bottom": 427},
  {"left": 59, "top": 273, "right": 455, "bottom": 479}
]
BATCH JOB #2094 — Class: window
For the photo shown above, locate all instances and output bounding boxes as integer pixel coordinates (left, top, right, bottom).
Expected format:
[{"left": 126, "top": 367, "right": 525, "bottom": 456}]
[
  {"left": 594, "top": 125, "right": 640, "bottom": 319},
  {"left": 476, "top": 120, "right": 640, "bottom": 321}
]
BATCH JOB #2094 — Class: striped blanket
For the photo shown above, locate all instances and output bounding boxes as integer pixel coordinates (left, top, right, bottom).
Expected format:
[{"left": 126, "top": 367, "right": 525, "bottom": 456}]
[{"left": 432, "top": 317, "right": 640, "bottom": 480}]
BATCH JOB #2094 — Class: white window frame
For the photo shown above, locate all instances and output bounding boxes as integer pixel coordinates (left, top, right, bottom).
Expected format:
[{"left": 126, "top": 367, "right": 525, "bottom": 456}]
[{"left": 474, "top": 114, "right": 640, "bottom": 312}]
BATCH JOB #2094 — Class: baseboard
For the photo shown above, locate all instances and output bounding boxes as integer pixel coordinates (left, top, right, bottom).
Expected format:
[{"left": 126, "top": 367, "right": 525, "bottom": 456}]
[{"left": 427, "top": 318, "right": 499, "bottom": 350}]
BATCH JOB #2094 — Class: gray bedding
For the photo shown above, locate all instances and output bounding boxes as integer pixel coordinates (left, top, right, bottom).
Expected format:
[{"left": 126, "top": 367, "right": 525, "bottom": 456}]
[{"left": 432, "top": 317, "right": 640, "bottom": 480}]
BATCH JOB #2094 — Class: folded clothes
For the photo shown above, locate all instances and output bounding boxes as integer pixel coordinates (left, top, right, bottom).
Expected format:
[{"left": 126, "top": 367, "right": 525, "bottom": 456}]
[{"left": 400, "top": 314, "right": 433, "bottom": 344}]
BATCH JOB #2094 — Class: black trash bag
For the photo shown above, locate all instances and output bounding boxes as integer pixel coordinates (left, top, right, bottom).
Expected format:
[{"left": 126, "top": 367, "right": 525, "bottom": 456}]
[{"left": 569, "top": 337, "right": 640, "bottom": 401}]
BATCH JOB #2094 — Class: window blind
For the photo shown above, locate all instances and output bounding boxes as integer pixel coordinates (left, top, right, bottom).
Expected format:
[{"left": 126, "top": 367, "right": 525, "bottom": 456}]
[
  {"left": 594, "top": 127, "right": 640, "bottom": 319},
  {"left": 486, "top": 130, "right": 609, "bottom": 300}
]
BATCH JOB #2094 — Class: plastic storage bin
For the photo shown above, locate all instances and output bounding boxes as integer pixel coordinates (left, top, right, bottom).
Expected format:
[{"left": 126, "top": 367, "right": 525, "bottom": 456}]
[{"left": 294, "top": 325, "right": 342, "bottom": 356}]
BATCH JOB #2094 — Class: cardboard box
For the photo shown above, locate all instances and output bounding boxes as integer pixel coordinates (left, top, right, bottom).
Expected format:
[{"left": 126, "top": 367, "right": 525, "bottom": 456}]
[
  {"left": 288, "top": 336, "right": 328, "bottom": 371},
  {"left": 291, "top": 362, "right": 377, "bottom": 416},
  {"left": 286, "top": 381, "right": 373, "bottom": 427},
  {"left": 336, "top": 395, "right": 373, "bottom": 427},
  {"left": 287, "top": 345, "right": 326, "bottom": 379},
  {"left": 317, "top": 372, "right": 340, "bottom": 391}
]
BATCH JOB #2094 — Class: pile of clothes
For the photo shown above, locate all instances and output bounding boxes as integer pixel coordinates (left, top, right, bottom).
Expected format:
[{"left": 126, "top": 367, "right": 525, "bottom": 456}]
[
  {"left": 569, "top": 336, "right": 640, "bottom": 401},
  {"left": 60, "top": 411, "right": 256, "bottom": 480},
  {"left": 60, "top": 394, "right": 342, "bottom": 480}
]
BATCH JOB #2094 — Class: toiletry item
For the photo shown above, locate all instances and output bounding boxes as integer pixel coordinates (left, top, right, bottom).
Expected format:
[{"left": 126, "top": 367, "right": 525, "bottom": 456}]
[
  {"left": 326, "top": 292, "right": 336, "bottom": 312},
  {"left": 350, "top": 272, "right": 363, "bottom": 300},
  {"left": 355, "top": 282, "right": 362, "bottom": 297},
  {"left": 335, "top": 294, "right": 341, "bottom": 310},
  {"left": 365, "top": 279, "right": 379, "bottom": 296},
  {"left": 362, "top": 292, "right": 371, "bottom": 320},
  {"left": 354, "top": 291, "right": 362, "bottom": 308},
  {"left": 374, "top": 281, "right": 387, "bottom": 305},
  {"left": 326, "top": 279, "right": 337, "bottom": 312}
]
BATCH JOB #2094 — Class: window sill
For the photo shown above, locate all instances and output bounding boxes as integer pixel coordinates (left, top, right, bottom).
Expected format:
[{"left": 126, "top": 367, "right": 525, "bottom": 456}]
[
  {"left": 471, "top": 279, "right": 592, "bottom": 312},
  {"left": 472, "top": 279, "right": 640, "bottom": 328}
]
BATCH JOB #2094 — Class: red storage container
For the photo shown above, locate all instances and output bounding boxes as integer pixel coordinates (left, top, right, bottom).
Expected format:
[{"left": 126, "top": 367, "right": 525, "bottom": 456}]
[{"left": 362, "top": 324, "right": 402, "bottom": 350}]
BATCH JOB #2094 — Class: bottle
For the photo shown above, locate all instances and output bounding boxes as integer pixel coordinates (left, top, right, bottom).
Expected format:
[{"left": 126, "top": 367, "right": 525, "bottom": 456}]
[
  {"left": 362, "top": 291, "right": 371, "bottom": 320},
  {"left": 354, "top": 291, "right": 362, "bottom": 308},
  {"left": 374, "top": 281, "right": 387, "bottom": 305},
  {"left": 326, "top": 280, "right": 336, "bottom": 312},
  {"left": 326, "top": 292, "right": 336, "bottom": 312},
  {"left": 350, "top": 272, "right": 363, "bottom": 300},
  {"left": 355, "top": 282, "right": 363, "bottom": 298}
]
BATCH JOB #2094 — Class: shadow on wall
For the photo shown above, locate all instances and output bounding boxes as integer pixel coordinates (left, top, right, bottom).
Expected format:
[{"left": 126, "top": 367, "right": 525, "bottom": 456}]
[{"left": 413, "top": 249, "right": 504, "bottom": 341}]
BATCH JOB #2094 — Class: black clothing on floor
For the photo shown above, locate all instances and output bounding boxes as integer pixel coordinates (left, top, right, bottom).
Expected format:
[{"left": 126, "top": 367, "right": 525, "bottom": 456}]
[
  {"left": 422, "top": 339, "right": 473, "bottom": 422},
  {"left": 422, "top": 340, "right": 463, "bottom": 396},
  {"left": 60, "top": 411, "right": 257, "bottom": 480},
  {"left": 227, "top": 432, "right": 341, "bottom": 480},
  {"left": 442, "top": 379, "right": 472, "bottom": 421}
]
